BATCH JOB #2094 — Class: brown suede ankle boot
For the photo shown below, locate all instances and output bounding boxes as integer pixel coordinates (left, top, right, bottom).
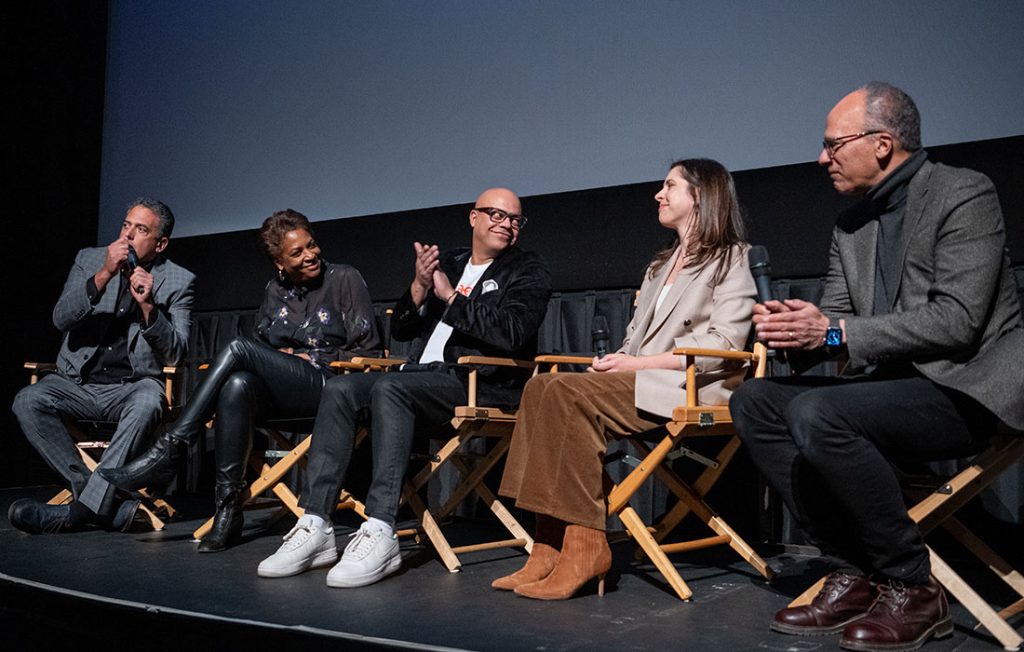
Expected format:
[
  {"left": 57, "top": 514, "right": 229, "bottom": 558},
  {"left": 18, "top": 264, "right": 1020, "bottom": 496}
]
[
  {"left": 492, "top": 514, "right": 566, "bottom": 591},
  {"left": 514, "top": 524, "right": 611, "bottom": 600}
]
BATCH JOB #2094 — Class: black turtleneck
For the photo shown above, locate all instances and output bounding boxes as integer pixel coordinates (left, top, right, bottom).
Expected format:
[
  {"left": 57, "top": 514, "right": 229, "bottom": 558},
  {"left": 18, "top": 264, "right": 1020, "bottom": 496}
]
[{"left": 866, "top": 149, "right": 927, "bottom": 315}]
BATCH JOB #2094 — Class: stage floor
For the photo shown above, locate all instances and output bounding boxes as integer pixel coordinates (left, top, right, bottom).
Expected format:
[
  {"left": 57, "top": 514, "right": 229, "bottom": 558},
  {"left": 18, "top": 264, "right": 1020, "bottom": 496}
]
[{"left": 0, "top": 486, "right": 1013, "bottom": 651}]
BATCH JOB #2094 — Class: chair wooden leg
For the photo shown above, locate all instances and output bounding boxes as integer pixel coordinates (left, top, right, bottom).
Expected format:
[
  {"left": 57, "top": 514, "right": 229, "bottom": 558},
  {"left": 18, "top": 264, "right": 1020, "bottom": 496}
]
[
  {"left": 48, "top": 489, "right": 73, "bottom": 506},
  {"left": 448, "top": 454, "right": 533, "bottom": 554},
  {"left": 645, "top": 445, "right": 773, "bottom": 580},
  {"left": 405, "top": 487, "right": 461, "bottom": 572},
  {"left": 790, "top": 577, "right": 827, "bottom": 607},
  {"left": 929, "top": 545, "right": 1023, "bottom": 651},
  {"left": 619, "top": 504, "right": 693, "bottom": 601},
  {"left": 942, "top": 516, "right": 1024, "bottom": 603},
  {"left": 193, "top": 437, "right": 312, "bottom": 540}
]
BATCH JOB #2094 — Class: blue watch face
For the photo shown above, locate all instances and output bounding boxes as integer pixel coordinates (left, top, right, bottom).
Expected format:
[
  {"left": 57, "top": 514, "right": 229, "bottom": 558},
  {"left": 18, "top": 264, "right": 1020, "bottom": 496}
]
[{"left": 826, "top": 327, "right": 842, "bottom": 347}]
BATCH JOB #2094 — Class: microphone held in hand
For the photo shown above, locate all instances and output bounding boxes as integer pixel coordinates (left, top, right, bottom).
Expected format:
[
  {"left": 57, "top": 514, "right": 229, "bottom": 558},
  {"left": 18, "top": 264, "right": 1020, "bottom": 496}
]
[
  {"left": 126, "top": 245, "right": 139, "bottom": 272},
  {"left": 592, "top": 315, "right": 610, "bottom": 358},
  {"left": 748, "top": 245, "right": 773, "bottom": 304}
]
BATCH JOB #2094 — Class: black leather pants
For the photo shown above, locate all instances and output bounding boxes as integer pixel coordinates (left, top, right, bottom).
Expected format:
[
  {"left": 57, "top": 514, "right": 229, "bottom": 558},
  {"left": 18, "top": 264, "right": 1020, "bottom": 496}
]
[{"left": 171, "top": 337, "right": 328, "bottom": 486}]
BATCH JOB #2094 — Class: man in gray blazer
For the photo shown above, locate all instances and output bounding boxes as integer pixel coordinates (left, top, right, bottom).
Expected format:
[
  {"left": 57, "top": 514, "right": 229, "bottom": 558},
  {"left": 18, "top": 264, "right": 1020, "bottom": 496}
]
[
  {"left": 10, "top": 198, "right": 195, "bottom": 534},
  {"left": 731, "top": 83, "right": 1024, "bottom": 652}
]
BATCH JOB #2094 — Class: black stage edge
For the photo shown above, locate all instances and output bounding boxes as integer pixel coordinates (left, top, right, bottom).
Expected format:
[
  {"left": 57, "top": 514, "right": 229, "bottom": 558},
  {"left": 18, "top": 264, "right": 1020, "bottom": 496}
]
[{"left": 2, "top": 488, "right": 1017, "bottom": 651}]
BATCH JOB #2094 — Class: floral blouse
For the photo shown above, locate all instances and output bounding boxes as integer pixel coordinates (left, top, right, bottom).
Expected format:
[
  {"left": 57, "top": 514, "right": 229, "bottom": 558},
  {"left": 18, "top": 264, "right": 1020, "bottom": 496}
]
[{"left": 255, "top": 262, "right": 381, "bottom": 369}]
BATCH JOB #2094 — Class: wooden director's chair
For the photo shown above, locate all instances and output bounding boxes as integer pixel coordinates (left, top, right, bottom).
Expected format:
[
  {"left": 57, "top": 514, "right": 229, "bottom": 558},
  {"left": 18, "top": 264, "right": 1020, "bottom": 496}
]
[
  {"left": 25, "top": 362, "right": 180, "bottom": 530},
  {"left": 788, "top": 434, "right": 1024, "bottom": 651},
  {"left": 190, "top": 358, "right": 402, "bottom": 541},
  {"left": 394, "top": 355, "right": 537, "bottom": 572},
  {"left": 529, "top": 345, "right": 774, "bottom": 601}
]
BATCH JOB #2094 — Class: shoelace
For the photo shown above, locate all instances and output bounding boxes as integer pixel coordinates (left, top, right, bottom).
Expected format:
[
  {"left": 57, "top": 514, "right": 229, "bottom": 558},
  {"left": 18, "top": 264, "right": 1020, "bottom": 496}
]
[
  {"left": 344, "top": 528, "right": 382, "bottom": 560},
  {"left": 872, "top": 581, "right": 908, "bottom": 613},
  {"left": 279, "top": 524, "right": 316, "bottom": 552},
  {"left": 818, "top": 572, "right": 854, "bottom": 599}
]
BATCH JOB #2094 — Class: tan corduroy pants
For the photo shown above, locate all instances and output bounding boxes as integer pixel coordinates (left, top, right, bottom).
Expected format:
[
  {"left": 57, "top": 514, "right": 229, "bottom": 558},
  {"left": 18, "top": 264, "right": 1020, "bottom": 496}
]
[{"left": 498, "top": 372, "right": 664, "bottom": 530}]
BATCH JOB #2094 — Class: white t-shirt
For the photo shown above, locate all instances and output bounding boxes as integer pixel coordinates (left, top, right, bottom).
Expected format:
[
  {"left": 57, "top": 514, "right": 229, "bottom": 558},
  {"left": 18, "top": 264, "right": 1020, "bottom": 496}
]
[{"left": 419, "top": 259, "right": 493, "bottom": 364}]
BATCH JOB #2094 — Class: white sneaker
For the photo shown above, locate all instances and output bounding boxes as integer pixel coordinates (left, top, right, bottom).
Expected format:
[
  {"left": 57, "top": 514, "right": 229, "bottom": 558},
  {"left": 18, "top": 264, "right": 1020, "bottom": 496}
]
[
  {"left": 257, "top": 521, "right": 338, "bottom": 578},
  {"left": 326, "top": 522, "right": 401, "bottom": 588}
]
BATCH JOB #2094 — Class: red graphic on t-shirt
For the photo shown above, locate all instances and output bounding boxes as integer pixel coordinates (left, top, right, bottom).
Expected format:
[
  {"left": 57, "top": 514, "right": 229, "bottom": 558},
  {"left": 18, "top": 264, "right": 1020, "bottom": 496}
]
[{"left": 456, "top": 283, "right": 474, "bottom": 297}]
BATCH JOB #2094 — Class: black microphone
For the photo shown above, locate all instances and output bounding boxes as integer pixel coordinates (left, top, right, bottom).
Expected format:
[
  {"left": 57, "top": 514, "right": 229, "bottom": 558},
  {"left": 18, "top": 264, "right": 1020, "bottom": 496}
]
[
  {"left": 748, "top": 245, "right": 773, "bottom": 304},
  {"left": 592, "top": 315, "right": 609, "bottom": 358},
  {"left": 126, "top": 245, "right": 139, "bottom": 272}
]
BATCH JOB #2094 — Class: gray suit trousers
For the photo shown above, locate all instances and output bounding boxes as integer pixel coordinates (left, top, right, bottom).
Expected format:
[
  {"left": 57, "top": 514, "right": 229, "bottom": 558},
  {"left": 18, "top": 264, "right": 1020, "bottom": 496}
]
[{"left": 12, "top": 373, "right": 165, "bottom": 515}]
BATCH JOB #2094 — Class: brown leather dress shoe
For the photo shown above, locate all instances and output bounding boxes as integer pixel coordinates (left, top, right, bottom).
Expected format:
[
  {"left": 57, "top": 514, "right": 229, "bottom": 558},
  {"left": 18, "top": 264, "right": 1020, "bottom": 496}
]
[
  {"left": 772, "top": 571, "right": 874, "bottom": 635},
  {"left": 840, "top": 578, "right": 952, "bottom": 651}
]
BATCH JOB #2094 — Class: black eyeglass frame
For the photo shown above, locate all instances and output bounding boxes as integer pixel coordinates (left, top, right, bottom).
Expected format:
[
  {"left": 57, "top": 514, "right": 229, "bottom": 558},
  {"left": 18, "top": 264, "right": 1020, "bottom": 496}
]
[
  {"left": 473, "top": 206, "right": 527, "bottom": 229},
  {"left": 822, "top": 130, "right": 885, "bottom": 158}
]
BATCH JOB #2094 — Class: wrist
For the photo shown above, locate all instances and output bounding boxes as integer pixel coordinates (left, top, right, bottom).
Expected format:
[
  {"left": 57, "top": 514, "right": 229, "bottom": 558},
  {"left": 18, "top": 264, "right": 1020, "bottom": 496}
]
[{"left": 445, "top": 290, "right": 458, "bottom": 305}]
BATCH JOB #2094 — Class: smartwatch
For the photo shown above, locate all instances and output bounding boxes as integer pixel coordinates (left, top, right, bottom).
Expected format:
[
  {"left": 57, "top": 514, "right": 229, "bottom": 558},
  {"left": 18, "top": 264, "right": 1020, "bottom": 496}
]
[{"left": 824, "top": 319, "right": 843, "bottom": 352}]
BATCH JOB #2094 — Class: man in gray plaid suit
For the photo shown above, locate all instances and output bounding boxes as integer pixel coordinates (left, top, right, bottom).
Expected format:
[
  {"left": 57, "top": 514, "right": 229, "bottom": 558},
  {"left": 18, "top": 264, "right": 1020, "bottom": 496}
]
[{"left": 9, "top": 198, "right": 195, "bottom": 533}]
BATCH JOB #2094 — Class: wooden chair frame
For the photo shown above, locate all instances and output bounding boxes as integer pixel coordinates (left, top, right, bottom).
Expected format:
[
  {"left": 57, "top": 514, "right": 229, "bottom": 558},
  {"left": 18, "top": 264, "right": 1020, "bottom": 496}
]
[
  {"left": 191, "top": 359, "right": 388, "bottom": 541},
  {"left": 25, "top": 362, "right": 180, "bottom": 530},
  {"left": 394, "top": 355, "right": 536, "bottom": 573},
  {"left": 788, "top": 435, "right": 1024, "bottom": 650},
  {"left": 532, "top": 347, "right": 774, "bottom": 601}
]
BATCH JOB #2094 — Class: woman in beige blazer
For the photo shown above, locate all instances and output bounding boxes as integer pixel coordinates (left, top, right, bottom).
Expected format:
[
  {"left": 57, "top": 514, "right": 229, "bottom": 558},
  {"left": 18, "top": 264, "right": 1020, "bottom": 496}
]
[{"left": 495, "top": 158, "right": 756, "bottom": 600}]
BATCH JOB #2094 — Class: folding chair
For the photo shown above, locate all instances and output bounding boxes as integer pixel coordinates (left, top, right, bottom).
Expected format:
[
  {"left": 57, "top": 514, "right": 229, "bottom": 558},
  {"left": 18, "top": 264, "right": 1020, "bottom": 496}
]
[
  {"left": 605, "top": 344, "right": 774, "bottom": 600},
  {"left": 395, "top": 355, "right": 537, "bottom": 572},
  {"left": 788, "top": 434, "right": 1024, "bottom": 650},
  {"left": 190, "top": 359, "right": 393, "bottom": 541},
  {"left": 25, "top": 362, "right": 180, "bottom": 530}
]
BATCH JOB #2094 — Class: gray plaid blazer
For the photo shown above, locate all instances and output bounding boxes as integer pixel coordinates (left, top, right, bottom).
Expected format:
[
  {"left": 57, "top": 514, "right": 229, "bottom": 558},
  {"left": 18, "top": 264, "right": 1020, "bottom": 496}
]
[{"left": 53, "top": 247, "right": 195, "bottom": 383}]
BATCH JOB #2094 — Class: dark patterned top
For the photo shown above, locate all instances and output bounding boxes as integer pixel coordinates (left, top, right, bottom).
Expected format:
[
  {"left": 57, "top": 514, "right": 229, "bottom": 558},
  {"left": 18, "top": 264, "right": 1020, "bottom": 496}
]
[{"left": 255, "top": 262, "right": 381, "bottom": 369}]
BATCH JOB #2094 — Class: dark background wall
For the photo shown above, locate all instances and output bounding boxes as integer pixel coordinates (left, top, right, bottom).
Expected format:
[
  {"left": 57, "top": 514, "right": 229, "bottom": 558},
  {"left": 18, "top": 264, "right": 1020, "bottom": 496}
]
[
  {"left": 168, "top": 135, "right": 1024, "bottom": 312},
  {"left": 4, "top": 3, "right": 109, "bottom": 487}
]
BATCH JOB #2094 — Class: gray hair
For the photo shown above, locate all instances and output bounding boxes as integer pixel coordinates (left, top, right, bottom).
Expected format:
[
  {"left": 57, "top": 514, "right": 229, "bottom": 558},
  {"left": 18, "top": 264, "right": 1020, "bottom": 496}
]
[
  {"left": 128, "top": 197, "right": 175, "bottom": 239},
  {"left": 860, "top": 81, "right": 921, "bottom": 152}
]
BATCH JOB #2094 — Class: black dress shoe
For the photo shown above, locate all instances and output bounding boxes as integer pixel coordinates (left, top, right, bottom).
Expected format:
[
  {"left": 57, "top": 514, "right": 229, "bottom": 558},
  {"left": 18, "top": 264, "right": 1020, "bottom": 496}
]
[
  {"left": 99, "top": 434, "right": 181, "bottom": 492},
  {"left": 772, "top": 571, "right": 875, "bottom": 635},
  {"left": 841, "top": 578, "right": 952, "bottom": 651},
  {"left": 8, "top": 499, "right": 86, "bottom": 535}
]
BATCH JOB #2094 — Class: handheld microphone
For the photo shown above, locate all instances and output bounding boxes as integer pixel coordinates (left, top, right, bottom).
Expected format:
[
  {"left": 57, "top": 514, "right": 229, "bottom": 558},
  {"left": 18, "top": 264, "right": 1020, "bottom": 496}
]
[
  {"left": 748, "top": 245, "right": 774, "bottom": 304},
  {"left": 592, "top": 315, "right": 610, "bottom": 358},
  {"left": 126, "top": 245, "right": 139, "bottom": 272}
]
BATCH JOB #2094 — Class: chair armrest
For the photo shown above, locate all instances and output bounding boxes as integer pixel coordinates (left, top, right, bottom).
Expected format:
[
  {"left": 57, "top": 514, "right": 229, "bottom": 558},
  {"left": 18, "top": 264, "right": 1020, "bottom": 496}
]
[
  {"left": 534, "top": 355, "right": 594, "bottom": 365},
  {"left": 454, "top": 356, "right": 535, "bottom": 408},
  {"left": 672, "top": 343, "right": 767, "bottom": 409},
  {"left": 24, "top": 362, "right": 58, "bottom": 385},
  {"left": 348, "top": 356, "right": 403, "bottom": 366},
  {"left": 672, "top": 347, "right": 755, "bottom": 362},
  {"left": 456, "top": 356, "right": 536, "bottom": 370},
  {"left": 24, "top": 362, "right": 58, "bottom": 372}
]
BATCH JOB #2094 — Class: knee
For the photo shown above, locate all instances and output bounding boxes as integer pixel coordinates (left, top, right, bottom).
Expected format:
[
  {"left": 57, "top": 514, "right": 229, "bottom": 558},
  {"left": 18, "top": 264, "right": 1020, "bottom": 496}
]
[
  {"left": 320, "top": 375, "right": 363, "bottom": 411},
  {"left": 124, "top": 384, "right": 166, "bottom": 420},
  {"left": 369, "top": 375, "right": 405, "bottom": 405},
  {"left": 224, "top": 336, "right": 258, "bottom": 361},
  {"left": 12, "top": 384, "right": 47, "bottom": 418},
  {"left": 729, "top": 379, "right": 772, "bottom": 441},
  {"left": 217, "top": 372, "right": 259, "bottom": 411},
  {"left": 784, "top": 392, "right": 844, "bottom": 459}
]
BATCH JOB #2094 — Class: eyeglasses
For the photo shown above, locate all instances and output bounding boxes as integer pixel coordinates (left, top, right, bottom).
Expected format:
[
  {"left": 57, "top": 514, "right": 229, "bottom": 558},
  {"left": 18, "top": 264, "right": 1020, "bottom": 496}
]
[
  {"left": 473, "top": 206, "right": 527, "bottom": 229},
  {"left": 821, "top": 130, "right": 884, "bottom": 158}
]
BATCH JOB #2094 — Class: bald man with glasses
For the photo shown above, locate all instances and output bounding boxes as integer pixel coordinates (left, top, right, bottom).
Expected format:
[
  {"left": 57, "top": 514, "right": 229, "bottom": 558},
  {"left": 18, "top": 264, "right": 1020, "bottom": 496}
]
[{"left": 257, "top": 187, "right": 552, "bottom": 588}]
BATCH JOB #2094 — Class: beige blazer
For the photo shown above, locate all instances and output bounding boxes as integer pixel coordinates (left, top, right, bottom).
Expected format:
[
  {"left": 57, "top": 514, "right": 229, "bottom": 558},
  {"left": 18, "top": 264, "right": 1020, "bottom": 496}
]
[{"left": 621, "top": 244, "right": 755, "bottom": 418}]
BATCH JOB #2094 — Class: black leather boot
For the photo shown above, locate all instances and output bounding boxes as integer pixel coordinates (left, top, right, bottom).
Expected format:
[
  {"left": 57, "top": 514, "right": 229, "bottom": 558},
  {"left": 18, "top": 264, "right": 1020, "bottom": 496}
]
[
  {"left": 197, "top": 483, "right": 244, "bottom": 553},
  {"left": 99, "top": 432, "right": 182, "bottom": 492},
  {"left": 101, "top": 338, "right": 258, "bottom": 492}
]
